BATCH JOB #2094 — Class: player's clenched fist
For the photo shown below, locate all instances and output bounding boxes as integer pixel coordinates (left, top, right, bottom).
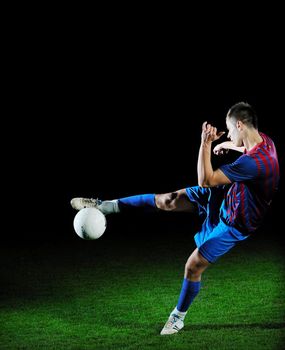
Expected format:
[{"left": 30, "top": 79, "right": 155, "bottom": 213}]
[{"left": 201, "top": 121, "right": 225, "bottom": 144}]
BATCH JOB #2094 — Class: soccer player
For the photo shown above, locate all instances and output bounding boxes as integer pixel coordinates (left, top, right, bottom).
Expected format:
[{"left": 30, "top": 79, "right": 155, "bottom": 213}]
[{"left": 71, "top": 102, "right": 280, "bottom": 335}]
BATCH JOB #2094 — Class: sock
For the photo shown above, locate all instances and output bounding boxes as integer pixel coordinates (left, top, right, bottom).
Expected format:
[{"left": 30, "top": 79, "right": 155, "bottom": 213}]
[
  {"left": 97, "top": 200, "right": 120, "bottom": 215},
  {"left": 170, "top": 307, "right": 187, "bottom": 321},
  {"left": 176, "top": 278, "right": 201, "bottom": 313},
  {"left": 117, "top": 194, "right": 157, "bottom": 212},
  {"left": 97, "top": 194, "right": 157, "bottom": 215}
]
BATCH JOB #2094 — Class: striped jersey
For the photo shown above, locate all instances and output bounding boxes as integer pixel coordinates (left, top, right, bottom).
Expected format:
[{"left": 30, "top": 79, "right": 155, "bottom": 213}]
[{"left": 219, "top": 132, "right": 280, "bottom": 234}]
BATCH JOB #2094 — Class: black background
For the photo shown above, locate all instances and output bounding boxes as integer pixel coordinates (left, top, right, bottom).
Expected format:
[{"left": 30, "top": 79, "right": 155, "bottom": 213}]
[{"left": 5, "top": 14, "right": 284, "bottom": 245}]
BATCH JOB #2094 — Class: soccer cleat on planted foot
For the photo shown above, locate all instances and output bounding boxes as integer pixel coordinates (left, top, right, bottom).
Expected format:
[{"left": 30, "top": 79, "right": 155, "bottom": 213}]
[
  {"left": 160, "top": 314, "right": 184, "bottom": 335},
  {"left": 70, "top": 197, "right": 102, "bottom": 211}
]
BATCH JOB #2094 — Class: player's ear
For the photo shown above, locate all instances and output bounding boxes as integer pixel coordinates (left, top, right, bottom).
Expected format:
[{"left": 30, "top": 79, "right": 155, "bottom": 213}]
[{"left": 236, "top": 120, "right": 243, "bottom": 130}]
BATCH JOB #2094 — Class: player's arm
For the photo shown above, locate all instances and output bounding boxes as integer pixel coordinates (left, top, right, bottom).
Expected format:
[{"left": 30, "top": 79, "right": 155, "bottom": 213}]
[
  {"left": 198, "top": 122, "right": 232, "bottom": 187},
  {"left": 213, "top": 141, "right": 245, "bottom": 155}
]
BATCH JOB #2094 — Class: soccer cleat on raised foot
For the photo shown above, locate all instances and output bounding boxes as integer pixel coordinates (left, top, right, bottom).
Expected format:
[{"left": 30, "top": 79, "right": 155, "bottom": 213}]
[
  {"left": 70, "top": 197, "right": 102, "bottom": 211},
  {"left": 160, "top": 314, "right": 184, "bottom": 335}
]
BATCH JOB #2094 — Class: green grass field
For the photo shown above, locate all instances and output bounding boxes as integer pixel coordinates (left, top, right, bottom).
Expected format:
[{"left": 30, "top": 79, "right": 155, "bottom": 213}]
[{"left": 1, "top": 229, "right": 284, "bottom": 349}]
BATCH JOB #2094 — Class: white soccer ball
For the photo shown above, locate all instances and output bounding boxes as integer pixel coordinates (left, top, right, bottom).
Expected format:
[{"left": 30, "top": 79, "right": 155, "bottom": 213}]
[{"left": 73, "top": 208, "right": 107, "bottom": 240}]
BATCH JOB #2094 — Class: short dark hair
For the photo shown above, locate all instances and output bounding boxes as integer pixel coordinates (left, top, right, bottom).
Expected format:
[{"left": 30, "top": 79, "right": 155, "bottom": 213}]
[{"left": 227, "top": 102, "right": 258, "bottom": 129}]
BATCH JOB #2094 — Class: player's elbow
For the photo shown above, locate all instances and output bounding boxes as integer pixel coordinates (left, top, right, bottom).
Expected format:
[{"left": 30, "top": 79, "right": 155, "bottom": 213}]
[
  {"left": 199, "top": 175, "right": 216, "bottom": 187},
  {"left": 198, "top": 170, "right": 215, "bottom": 187},
  {"left": 198, "top": 180, "right": 210, "bottom": 188}
]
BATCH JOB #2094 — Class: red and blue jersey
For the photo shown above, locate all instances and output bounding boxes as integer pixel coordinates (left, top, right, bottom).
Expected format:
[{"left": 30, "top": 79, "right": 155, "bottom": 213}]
[{"left": 219, "top": 133, "right": 280, "bottom": 234}]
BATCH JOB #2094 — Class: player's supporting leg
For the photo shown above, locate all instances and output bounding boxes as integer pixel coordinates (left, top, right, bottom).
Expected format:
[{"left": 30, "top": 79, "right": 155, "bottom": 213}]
[
  {"left": 160, "top": 248, "right": 210, "bottom": 335},
  {"left": 70, "top": 189, "right": 196, "bottom": 214}
]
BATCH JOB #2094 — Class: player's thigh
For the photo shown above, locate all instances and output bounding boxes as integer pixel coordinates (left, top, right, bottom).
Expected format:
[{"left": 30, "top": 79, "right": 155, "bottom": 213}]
[
  {"left": 155, "top": 188, "right": 196, "bottom": 212},
  {"left": 174, "top": 189, "right": 198, "bottom": 212}
]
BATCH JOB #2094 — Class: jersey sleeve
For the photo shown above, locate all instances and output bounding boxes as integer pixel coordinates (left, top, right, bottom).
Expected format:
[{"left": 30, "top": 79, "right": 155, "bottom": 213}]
[{"left": 219, "top": 155, "right": 259, "bottom": 182}]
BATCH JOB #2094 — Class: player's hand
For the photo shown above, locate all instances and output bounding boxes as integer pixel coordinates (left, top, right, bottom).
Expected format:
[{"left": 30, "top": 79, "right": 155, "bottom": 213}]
[
  {"left": 213, "top": 142, "right": 230, "bottom": 155},
  {"left": 201, "top": 121, "right": 225, "bottom": 144}
]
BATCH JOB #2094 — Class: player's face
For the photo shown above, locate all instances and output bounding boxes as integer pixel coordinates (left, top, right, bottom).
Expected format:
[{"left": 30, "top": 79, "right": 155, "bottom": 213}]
[{"left": 226, "top": 116, "right": 243, "bottom": 147}]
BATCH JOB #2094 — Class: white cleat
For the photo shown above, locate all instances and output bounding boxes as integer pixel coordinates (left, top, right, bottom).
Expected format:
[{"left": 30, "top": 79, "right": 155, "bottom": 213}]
[
  {"left": 160, "top": 314, "right": 184, "bottom": 335},
  {"left": 70, "top": 197, "right": 101, "bottom": 211}
]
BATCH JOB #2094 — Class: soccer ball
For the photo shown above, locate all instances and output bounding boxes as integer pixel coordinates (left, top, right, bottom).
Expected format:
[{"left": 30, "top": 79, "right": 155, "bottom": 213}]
[{"left": 73, "top": 208, "right": 107, "bottom": 240}]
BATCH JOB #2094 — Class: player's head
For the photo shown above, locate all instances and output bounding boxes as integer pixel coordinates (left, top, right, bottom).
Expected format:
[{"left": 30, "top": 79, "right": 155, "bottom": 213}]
[{"left": 226, "top": 102, "right": 258, "bottom": 146}]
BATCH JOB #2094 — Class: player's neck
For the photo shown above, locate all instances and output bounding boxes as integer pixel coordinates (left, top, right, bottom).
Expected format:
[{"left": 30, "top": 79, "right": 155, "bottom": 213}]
[{"left": 243, "top": 129, "right": 263, "bottom": 151}]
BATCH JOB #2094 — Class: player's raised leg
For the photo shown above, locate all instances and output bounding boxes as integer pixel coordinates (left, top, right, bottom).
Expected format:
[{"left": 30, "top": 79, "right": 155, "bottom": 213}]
[
  {"left": 160, "top": 248, "right": 210, "bottom": 335},
  {"left": 70, "top": 189, "right": 197, "bottom": 214}
]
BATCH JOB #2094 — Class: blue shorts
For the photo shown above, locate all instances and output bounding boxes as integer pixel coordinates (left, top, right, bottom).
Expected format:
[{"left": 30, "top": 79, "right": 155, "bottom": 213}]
[{"left": 186, "top": 186, "right": 249, "bottom": 263}]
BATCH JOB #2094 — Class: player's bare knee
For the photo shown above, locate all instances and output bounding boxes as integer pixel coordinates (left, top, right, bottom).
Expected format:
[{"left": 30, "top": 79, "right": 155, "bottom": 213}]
[
  {"left": 155, "top": 192, "right": 178, "bottom": 211},
  {"left": 154, "top": 194, "right": 164, "bottom": 209},
  {"left": 185, "top": 261, "right": 200, "bottom": 277}
]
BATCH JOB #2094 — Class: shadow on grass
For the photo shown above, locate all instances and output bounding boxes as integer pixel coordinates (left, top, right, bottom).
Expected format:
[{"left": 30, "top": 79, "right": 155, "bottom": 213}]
[
  {"left": 183, "top": 322, "right": 285, "bottom": 331},
  {"left": 155, "top": 322, "right": 285, "bottom": 335}
]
